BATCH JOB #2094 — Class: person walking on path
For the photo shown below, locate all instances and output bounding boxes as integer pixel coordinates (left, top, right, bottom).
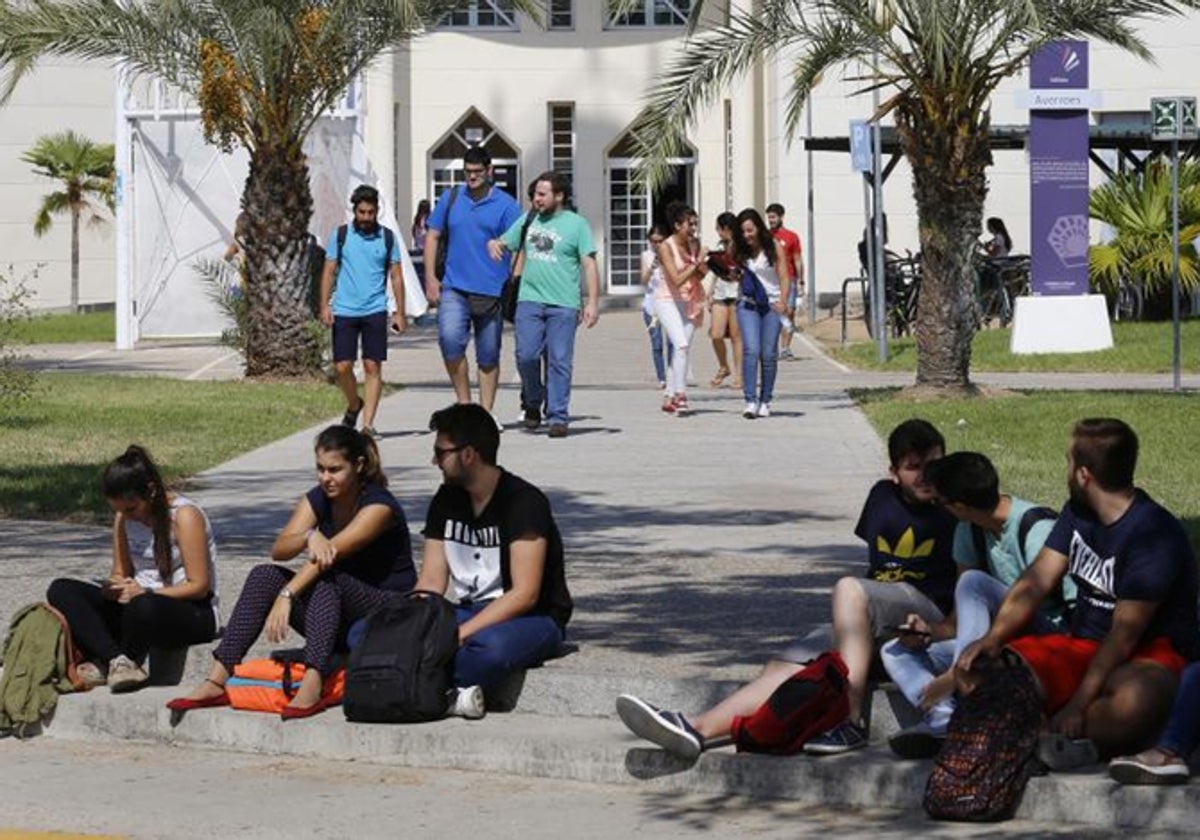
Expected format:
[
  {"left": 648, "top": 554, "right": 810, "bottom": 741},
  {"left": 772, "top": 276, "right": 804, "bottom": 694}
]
[
  {"left": 766, "top": 203, "right": 803, "bottom": 360},
  {"left": 652, "top": 201, "right": 708, "bottom": 416},
  {"left": 318, "top": 184, "right": 408, "bottom": 439},
  {"left": 167, "top": 426, "right": 414, "bottom": 720},
  {"left": 734, "top": 208, "right": 791, "bottom": 419},
  {"left": 423, "top": 148, "right": 521, "bottom": 424},
  {"left": 639, "top": 223, "right": 672, "bottom": 389},
  {"left": 488, "top": 171, "right": 599, "bottom": 439},
  {"left": 47, "top": 446, "right": 220, "bottom": 693},
  {"left": 706, "top": 211, "right": 742, "bottom": 390}
]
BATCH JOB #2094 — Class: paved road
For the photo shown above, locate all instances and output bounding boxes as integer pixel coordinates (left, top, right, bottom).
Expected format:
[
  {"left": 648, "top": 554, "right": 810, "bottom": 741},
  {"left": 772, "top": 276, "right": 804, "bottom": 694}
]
[{"left": 0, "top": 738, "right": 1138, "bottom": 840}]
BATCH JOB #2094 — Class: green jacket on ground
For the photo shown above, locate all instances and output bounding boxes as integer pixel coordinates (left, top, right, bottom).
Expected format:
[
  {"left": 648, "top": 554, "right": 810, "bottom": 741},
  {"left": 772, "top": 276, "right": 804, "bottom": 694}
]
[{"left": 0, "top": 603, "right": 80, "bottom": 738}]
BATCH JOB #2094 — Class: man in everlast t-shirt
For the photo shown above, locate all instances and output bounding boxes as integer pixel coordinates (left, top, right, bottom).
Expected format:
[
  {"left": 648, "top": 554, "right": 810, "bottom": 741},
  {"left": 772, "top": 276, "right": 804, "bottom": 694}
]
[
  {"left": 958, "top": 418, "right": 1198, "bottom": 771},
  {"left": 414, "top": 403, "right": 572, "bottom": 718}
]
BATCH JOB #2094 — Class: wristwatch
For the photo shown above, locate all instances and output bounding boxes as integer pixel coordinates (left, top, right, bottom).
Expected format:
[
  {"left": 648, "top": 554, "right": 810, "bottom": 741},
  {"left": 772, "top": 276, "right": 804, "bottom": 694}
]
[{"left": 278, "top": 589, "right": 293, "bottom": 601}]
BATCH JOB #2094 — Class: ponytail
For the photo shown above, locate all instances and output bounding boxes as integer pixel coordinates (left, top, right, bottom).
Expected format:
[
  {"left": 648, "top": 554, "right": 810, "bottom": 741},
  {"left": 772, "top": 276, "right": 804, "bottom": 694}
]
[
  {"left": 314, "top": 425, "right": 386, "bottom": 488},
  {"left": 102, "top": 445, "right": 172, "bottom": 585}
]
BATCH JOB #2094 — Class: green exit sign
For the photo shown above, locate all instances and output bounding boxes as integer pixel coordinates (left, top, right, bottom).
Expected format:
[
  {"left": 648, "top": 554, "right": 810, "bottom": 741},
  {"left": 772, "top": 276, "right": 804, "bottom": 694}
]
[{"left": 1151, "top": 96, "right": 1198, "bottom": 141}]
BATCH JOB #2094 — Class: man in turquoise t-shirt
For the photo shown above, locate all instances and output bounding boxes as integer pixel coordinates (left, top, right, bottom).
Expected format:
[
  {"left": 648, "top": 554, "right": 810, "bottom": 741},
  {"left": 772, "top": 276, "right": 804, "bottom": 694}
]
[{"left": 488, "top": 171, "right": 599, "bottom": 439}]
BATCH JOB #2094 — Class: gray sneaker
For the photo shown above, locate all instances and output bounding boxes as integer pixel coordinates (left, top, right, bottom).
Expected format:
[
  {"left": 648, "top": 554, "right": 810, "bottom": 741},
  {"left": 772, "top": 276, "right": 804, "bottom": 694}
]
[
  {"left": 1038, "top": 733, "right": 1099, "bottom": 771},
  {"left": 1109, "top": 748, "right": 1190, "bottom": 785},
  {"left": 451, "top": 685, "right": 486, "bottom": 720},
  {"left": 615, "top": 694, "right": 703, "bottom": 761},
  {"left": 107, "top": 654, "right": 149, "bottom": 693}
]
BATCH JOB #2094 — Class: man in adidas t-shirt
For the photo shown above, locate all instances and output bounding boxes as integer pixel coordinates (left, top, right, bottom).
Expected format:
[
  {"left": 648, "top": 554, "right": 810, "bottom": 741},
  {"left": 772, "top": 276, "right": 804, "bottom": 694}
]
[
  {"left": 958, "top": 418, "right": 1198, "bottom": 771},
  {"left": 415, "top": 403, "right": 573, "bottom": 718}
]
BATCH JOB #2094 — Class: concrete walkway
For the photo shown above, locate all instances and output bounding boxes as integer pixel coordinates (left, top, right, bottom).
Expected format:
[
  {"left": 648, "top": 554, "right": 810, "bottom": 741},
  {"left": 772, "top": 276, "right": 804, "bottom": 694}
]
[{"left": 6, "top": 310, "right": 1199, "bottom": 830}]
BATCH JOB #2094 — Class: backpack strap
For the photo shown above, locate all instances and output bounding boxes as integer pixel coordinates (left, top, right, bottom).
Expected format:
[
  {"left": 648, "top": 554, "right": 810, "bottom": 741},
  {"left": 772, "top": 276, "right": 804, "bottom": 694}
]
[
  {"left": 337, "top": 223, "right": 397, "bottom": 278},
  {"left": 970, "top": 523, "right": 988, "bottom": 567},
  {"left": 1017, "top": 506, "right": 1057, "bottom": 563},
  {"left": 516, "top": 210, "right": 536, "bottom": 251},
  {"left": 336, "top": 224, "right": 347, "bottom": 264}
]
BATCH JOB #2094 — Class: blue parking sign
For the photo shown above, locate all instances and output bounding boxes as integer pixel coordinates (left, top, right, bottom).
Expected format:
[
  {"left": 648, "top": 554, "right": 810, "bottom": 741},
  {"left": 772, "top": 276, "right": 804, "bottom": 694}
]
[{"left": 850, "top": 120, "right": 872, "bottom": 173}]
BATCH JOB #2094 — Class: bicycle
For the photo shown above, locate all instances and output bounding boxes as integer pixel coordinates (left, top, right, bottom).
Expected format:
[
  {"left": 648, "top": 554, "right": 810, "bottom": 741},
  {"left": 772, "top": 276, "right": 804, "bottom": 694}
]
[
  {"left": 975, "top": 255, "right": 1030, "bottom": 329},
  {"left": 1110, "top": 276, "right": 1144, "bottom": 322},
  {"left": 862, "top": 251, "right": 921, "bottom": 339}
]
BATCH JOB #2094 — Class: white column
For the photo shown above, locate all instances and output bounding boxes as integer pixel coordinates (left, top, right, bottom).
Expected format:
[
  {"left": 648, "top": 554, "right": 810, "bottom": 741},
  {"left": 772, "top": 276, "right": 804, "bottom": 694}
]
[{"left": 113, "top": 65, "right": 135, "bottom": 350}]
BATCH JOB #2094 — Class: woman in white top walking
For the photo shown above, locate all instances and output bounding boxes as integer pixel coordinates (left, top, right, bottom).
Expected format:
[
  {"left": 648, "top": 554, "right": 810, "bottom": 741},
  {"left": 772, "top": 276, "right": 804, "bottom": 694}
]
[
  {"left": 46, "top": 445, "right": 220, "bottom": 692},
  {"left": 733, "top": 208, "right": 791, "bottom": 418},
  {"left": 652, "top": 202, "right": 708, "bottom": 415}
]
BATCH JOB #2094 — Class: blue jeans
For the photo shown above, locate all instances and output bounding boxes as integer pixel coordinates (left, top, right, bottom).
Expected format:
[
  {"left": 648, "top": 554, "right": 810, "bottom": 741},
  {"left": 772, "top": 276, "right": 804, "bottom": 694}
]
[
  {"left": 643, "top": 309, "right": 672, "bottom": 384},
  {"left": 1158, "top": 661, "right": 1200, "bottom": 757},
  {"left": 437, "top": 287, "right": 502, "bottom": 367},
  {"left": 737, "top": 303, "right": 782, "bottom": 404},
  {"left": 880, "top": 570, "right": 1060, "bottom": 734},
  {"left": 453, "top": 603, "right": 565, "bottom": 690},
  {"left": 515, "top": 301, "right": 578, "bottom": 426}
]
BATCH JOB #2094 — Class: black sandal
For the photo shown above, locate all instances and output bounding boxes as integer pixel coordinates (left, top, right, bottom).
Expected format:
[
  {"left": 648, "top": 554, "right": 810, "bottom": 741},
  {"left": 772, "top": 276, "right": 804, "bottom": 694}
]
[{"left": 341, "top": 397, "right": 364, "bottom": 428}]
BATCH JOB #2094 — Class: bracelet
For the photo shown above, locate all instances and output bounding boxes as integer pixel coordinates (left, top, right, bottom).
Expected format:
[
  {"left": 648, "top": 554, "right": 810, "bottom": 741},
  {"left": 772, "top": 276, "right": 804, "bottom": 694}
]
[{"left": 278, "top": 588, "right": 293, "bottom": 601}]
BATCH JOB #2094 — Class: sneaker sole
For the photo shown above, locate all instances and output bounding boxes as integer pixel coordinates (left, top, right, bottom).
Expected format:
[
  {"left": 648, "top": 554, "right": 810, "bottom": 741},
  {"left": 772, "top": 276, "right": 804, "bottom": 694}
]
[
  {"left": 108, "top": 676, "right": 149, "bottom": 694},
  {"left": 1109, "top": 760, "right": 1189, "bottom": 786},
  {"left": 615, "top": 695, "right": 701, "bottom": 761},
  {"left": 803, "top": 738, "right": 868, "bottom": 756}
]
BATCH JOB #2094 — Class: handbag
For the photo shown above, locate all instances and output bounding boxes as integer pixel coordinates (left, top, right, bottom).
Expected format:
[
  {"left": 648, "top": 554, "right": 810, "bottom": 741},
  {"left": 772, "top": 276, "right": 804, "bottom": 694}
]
[{"left": 500, "top": 210, "right": 538, "bottom": 323}]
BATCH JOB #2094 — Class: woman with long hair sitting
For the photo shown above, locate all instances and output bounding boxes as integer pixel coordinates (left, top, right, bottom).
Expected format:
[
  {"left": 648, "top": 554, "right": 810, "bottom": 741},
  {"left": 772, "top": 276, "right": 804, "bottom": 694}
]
[
  {"left": 168, "top": 426, "right": 414, "bottom": 719},
  {"left": 47, "top": 445, "right": 220, "bottom": 692}
]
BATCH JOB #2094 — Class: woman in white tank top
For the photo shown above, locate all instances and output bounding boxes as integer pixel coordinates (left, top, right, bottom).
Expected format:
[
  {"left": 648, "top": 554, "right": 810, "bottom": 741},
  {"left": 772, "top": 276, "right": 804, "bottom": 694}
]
[
  {"left": 733, "top": 208, "right": 791, "bottom": 419},
  {"left": 652, "top": 202, "right": 708, "bottom": 415}
]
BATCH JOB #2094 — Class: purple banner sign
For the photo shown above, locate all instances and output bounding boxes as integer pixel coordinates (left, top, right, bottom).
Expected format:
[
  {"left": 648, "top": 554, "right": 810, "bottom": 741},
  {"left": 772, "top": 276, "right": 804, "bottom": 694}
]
[{"left": 1029, "top": 41, "right": 1090, "bottom": 296}]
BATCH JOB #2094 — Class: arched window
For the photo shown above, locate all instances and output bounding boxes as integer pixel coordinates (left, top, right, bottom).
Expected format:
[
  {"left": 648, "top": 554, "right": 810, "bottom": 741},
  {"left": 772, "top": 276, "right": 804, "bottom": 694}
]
[{"left": 429, "top": 108, "right": 520, "bottom": 201}]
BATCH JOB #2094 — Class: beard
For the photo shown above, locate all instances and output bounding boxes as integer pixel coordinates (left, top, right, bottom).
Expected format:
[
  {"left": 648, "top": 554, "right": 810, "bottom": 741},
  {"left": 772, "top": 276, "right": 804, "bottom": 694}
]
[
  {"left": 353, "top": 217, "right": 379, "bottom": 235},
  {"left": 1067, "top": 474, "right": 1091, "bottom": 515}
]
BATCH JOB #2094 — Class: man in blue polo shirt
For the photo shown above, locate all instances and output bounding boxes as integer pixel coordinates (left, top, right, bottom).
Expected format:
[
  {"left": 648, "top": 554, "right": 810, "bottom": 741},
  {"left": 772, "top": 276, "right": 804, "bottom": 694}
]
[
  {"left": 318, "top": 184, "right": 407, "bottom": 439},
  {"left": 423, "top": 147, "right": 521, "bottom": 427}
]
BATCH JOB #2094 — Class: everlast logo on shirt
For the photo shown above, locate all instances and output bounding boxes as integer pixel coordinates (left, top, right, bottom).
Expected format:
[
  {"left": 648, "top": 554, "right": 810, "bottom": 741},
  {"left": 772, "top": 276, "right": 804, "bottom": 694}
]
[{"left": 1068, "top": 531, "right": 1115, "bottom": 602}]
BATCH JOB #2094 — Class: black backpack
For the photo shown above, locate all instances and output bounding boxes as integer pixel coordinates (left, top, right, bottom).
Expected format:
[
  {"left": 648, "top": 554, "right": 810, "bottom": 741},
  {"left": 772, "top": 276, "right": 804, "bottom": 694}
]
[
  {"left": 336, "top": 223, "right": 397, "bottom": 278},
  {"left": 970, "top": 506, "right": 1057, "bottom": 566},
  {"left": 343, "top": 592, "right": 459, "bottom": 723},
  {"left": 923, "top": 651, "right": 1042, "bottom": 821}
]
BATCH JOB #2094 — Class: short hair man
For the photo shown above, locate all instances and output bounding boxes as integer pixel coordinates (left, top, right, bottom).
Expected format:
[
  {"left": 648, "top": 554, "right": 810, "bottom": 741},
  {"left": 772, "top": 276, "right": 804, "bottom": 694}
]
[
  {"left": 416, "top": 403, "right": 573, "bottom": 717},
  {"left": 616, "top": 419, "right": 958, "bottom": 759},
  {"left": 881, "top": 451, "right": 1073, "bottom": 758},
  {"left": 319, "top": 184, "right": 406, "bottom": 438},
  {"left": 423, "top": 147, "right": 522, "bottom": 423},
  {"left": 958, "top": 419, "right": 1199, "bottom": 770},
  {"left": 487, "top": 171, "right": 599, "bottom": 438},
  {"left": 765, "top": 203, "right": 803, "bottom": 359}
]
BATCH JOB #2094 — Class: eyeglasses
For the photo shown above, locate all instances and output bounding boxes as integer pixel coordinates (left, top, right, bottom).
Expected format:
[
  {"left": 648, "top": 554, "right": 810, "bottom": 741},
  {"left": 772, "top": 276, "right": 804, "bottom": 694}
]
[
  {"left": 432, "top": 444, "right": 466, "bottom": 462},
  {"left": 463, "top": 167, "right": 487, "bottom": 178}
]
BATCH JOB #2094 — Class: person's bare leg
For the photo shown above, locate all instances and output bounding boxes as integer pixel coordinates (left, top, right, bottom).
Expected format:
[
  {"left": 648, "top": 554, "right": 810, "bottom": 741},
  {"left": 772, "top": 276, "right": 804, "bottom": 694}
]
[
  {"left": 830, "top": 577, "right": 874, "bottom": 723},
  {"left": 179, "top": 660, "right": 231, "bottom": 701},
  {"left": 287, "top": 668, "right": 325, "bottom": 709},
  {"left": 709, "top": 305, "right": 729, "bottom": 383},
  {"left": 444, "top": 357, "right": 471, "bottom": 404},
  {"left": 729, "top": 310, "right": 743, "bottom": 388},
  {"left": 478, "top": 363, "right": 499, "bottom": 412},
  {"left": 1084, "top": 662, "right": 1177, "bottom": 757},
  {"left": 334, "top": 361, "right": 361, "bottom": 416},
  {"left": 689, "top": 659, "right": 801, "bottom": 740},
  {"left": 360, "top": 359, "right": 383, "bottom": 429}
]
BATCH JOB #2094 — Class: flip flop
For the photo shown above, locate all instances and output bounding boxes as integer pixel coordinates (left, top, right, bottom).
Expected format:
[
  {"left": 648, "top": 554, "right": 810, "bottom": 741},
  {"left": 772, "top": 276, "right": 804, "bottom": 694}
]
[{"left": 709, "top": 368, "right": 730, "bottom": 388}]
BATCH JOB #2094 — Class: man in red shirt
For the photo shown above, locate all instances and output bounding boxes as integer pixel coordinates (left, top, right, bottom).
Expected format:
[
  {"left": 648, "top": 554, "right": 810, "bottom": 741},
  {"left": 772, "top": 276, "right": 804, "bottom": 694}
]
[{"left": 767, "top": 203, "right": 803, "bottom": 359}]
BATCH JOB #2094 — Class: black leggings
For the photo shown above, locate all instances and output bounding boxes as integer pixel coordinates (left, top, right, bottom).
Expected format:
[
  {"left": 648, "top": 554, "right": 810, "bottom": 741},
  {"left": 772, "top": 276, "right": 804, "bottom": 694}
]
[
  {"left": 46, "top": 578, "right": 217, "bottom": 664},
  {"left": 212, "top": 564, "right": 394, "bottom": 677}
]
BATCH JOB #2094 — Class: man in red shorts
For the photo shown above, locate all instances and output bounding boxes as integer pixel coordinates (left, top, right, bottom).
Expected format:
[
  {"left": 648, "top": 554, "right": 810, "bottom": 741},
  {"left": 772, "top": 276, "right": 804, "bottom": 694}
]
[{"left": 957, "top": 418, "right": 1198, "bottom": 770}]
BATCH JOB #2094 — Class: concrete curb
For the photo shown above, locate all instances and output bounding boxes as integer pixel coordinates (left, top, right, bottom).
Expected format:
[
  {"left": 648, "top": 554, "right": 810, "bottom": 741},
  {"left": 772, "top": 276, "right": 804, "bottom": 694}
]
[{"left": 45, "top": 686, "right": 1200, "bottom": 831}]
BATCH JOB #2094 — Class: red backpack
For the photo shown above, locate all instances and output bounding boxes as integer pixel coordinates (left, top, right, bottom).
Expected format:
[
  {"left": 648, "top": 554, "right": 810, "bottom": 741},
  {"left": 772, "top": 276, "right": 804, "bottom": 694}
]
[{"left": 730, "top": 651, "right": 850, "bottom": 755}]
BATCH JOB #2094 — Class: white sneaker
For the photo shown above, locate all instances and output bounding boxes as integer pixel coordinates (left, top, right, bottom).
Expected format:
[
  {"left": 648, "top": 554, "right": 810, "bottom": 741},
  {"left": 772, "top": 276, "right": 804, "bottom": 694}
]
[
  {"left": 742, "top": 401, "right": 758, "bottom": 419},
  {"left": 756, "top": 402, "right": 771, "bottom": 418},
  {"left": 106, "top": 654, "right": 149, "bottom": 693},
  {"left": 451, "top": 685, "right": 486, "bottom": 720}
]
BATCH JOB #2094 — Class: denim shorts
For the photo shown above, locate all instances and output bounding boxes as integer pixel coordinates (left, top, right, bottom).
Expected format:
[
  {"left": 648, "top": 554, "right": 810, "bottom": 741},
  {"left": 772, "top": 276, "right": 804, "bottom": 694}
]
[
  {"left": 332, "top": 312, "right": 388, "bottom": 363},
  {"left": 437, "top": 287, "right": 502, "bottom": 367}
]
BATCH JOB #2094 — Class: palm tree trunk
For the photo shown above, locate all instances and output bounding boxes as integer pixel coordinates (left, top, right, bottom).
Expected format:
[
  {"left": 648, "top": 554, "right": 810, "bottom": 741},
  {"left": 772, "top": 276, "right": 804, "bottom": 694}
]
[
  {"left": 241, "top": 138, "right": 319, "bottom": 378},
  {"left": 70, "top": 205, "right": 80, "bottom": 315},
  {"left": 898, "top": 110, "right": 991, "bottom": 391}
]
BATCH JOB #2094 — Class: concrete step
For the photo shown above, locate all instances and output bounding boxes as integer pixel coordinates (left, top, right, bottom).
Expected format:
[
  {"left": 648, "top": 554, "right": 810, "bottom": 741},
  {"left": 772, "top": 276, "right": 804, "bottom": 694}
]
[{"left": 45, "top": 685, "right": 1200, "bottom": 832}]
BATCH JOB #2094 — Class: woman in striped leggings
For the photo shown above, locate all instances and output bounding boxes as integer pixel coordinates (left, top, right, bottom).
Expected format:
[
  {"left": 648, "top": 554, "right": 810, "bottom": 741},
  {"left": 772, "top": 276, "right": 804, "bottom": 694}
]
[{"left": 167, "top": 425, "right": 414, "bottom": 719}]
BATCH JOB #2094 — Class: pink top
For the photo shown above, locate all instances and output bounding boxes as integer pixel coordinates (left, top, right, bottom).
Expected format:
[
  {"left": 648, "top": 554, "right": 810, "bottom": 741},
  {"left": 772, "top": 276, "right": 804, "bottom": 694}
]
[{"left": 653, "top": 237, "right": 704, "bottom": 320}]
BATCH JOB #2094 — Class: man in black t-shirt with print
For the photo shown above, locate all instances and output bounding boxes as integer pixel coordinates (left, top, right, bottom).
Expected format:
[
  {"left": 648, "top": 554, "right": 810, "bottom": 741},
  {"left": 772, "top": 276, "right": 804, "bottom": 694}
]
[
  {"left": 959, "top": 418, "right": 1198, "bottom": 771},
  {"left": 416, "top": 403, "right": 572, "bottom": 718}
]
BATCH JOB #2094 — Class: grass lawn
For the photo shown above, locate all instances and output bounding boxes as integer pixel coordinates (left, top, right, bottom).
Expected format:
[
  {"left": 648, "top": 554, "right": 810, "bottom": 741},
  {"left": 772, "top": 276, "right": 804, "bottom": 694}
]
[
  {"left": 833, "top": 320, "right": 1200, "bottom": 373},
  {"left": 14, "top": 310, "right": 116, "bottom": 344},
  {"left": 0, "top": 374, "right": 344, "bottom": 522},
  {"left": 854, "top": 389, "right": 1200, "bottom": 553}
]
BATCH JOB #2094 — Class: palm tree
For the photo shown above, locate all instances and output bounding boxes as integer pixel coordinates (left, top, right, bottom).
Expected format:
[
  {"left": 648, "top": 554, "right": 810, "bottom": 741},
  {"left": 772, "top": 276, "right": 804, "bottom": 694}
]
[
  {"left": 0, "top": 0, "right": 540, "bottom": 377},
  {"left": 1090, "top": 158, "right": 1200, "bottom": 318},
  {"left": 21, "top": 131, "right": 115, "bottom": 315},
  {"left": 627, "top": 0, "right": 1200, "bottom": 390}
]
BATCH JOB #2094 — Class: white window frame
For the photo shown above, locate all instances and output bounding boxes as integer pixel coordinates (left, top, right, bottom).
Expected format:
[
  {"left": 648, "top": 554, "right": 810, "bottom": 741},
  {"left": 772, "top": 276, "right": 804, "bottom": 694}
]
[
  {"left": 548, "top": 0, "right": 574, "bottom": 30},
  {"left": 549, "top": 102, "right": 576, "bottom": 186},
  {"left": 438, "top": 1, "right": 519, "bottom": 30},
  {"left": 606, "top": 0, "right": 691, "bottom": 28}
]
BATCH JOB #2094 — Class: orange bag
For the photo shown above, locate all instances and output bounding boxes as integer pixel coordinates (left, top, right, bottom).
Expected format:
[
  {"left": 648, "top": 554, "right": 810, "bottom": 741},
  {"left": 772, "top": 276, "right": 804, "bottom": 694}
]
[{"left": 226, "top": 657, "right": 345, "bottom": 713}]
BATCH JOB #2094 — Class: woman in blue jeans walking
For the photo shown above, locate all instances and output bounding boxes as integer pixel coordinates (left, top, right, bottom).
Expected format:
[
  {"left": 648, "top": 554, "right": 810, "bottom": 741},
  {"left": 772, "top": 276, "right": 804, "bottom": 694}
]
[{"left": 732, "top": 208, "right": 791, "bottom": 419}]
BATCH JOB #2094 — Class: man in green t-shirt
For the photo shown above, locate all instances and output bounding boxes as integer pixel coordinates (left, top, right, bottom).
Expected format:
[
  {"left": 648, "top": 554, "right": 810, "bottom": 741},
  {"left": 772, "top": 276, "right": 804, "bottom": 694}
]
[{"left": 488, "top": 171, "right": 599, "bottom": 439}]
